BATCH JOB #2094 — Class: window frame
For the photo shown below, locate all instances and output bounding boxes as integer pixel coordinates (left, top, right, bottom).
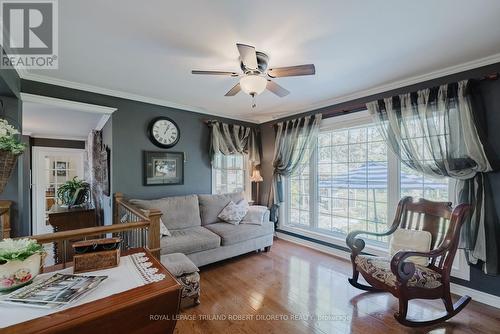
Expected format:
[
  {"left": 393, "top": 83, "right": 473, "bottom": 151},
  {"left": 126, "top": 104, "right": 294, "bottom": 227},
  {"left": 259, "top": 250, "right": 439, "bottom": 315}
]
[
  {"left": 211, "top": 153, "right": 251, "bottom": 199},
  {"left": 281, "top": 110, "right": 469, "bottom": 280}
]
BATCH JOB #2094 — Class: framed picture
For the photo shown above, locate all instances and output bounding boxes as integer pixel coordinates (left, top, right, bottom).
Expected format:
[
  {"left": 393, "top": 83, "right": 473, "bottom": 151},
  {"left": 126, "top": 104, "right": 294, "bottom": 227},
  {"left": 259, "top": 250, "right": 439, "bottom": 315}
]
[
  {"left": 143, "top": 151, "right": 184, "bottom": 186},
  {"left": 53, "top": 161, "right": 67, "bottom": 177}
]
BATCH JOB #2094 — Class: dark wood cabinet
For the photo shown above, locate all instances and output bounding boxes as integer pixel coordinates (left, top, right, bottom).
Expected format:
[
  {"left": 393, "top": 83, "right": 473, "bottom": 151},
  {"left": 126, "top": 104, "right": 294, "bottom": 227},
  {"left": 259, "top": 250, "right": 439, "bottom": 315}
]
[{"left": 48, "top": 205, "right": 97, "bottom": 263}]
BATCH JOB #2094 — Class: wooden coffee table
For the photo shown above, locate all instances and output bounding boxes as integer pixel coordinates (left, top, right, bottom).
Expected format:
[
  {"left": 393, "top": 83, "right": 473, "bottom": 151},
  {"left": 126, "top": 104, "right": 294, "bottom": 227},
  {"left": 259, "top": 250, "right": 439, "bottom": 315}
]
[{"left": 2, "top": 248, "right": 182, "bottom": 334}]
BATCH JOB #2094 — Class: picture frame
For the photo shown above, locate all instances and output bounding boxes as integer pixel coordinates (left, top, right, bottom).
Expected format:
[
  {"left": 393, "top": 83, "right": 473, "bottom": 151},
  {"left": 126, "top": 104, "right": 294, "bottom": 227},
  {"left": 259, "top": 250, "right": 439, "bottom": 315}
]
[{"left": 143, "top": 151, "right": 184, "bottom": 186}]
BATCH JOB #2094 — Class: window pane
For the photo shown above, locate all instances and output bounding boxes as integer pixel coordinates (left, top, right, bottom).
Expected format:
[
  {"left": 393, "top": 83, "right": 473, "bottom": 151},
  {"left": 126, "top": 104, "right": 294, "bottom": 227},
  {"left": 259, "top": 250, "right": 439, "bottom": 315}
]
[
  {"left": 310, "top": 123, "right": 389, "bottom": 242},
  {"left": 212, "top": 153, "right": 246, "bottom": 194}
]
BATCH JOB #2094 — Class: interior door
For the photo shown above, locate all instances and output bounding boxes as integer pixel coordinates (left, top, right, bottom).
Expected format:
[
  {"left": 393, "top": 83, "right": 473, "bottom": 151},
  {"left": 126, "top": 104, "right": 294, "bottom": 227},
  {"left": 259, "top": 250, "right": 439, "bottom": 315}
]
[{"left": 32, "top": 147, "right": 85, "bottom": 236}]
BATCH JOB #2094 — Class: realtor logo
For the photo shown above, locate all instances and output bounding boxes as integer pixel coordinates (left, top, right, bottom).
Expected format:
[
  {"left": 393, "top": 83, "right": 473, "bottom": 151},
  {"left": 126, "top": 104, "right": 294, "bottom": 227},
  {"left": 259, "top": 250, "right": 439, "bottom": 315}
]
[{"left": 0, "top": 0, "right": 58, "bottom": 69}]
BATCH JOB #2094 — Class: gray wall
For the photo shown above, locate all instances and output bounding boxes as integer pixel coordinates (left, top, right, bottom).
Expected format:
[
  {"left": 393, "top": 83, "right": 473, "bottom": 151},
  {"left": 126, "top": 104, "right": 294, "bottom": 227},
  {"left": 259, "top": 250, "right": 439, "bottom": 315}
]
[
  {"left": 20, "top": 80, "right": 255, "bottom": 202},
  {"left": 259, "top": 62, "right": 500, "bottom": 297},
  {"left": 0, "top": 63, "right": 26, "bottom": 236}
]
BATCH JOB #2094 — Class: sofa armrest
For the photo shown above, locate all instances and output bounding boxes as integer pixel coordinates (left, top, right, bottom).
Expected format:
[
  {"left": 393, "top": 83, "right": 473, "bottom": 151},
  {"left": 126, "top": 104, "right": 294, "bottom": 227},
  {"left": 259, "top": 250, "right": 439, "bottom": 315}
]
[{"left": 242, "top": 205, "right": 270, "bottom": 224}]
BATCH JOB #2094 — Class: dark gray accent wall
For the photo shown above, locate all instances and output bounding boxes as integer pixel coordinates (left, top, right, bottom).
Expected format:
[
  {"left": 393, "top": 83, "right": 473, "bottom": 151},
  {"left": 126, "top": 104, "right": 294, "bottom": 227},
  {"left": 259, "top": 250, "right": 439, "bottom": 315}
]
[
  {"left": 0, "top": 63, "right": 25, "bottom": 236},
  {"left": 20, "top": 80, "right": 256, "bottom": 203},
  {"left": 259, "top": 62, "right": 500, "bottom": 297}
]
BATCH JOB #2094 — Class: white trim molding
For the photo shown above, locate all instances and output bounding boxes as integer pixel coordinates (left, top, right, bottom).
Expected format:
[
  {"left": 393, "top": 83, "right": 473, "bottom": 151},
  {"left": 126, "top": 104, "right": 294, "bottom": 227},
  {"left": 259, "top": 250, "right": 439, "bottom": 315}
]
[
  {"left": 267, "top": 53, "right": 500, "bottom": 123},
  {"left": 20, "top": 73, "right": 258, "bottom": 124},
  {"left": 20, "top": 93, "right": 117, "bottom": 114},
  {"left": 278, "top": 232, "right": 500, "bottom": 309},
  {"left": 17, "top": 53, "right": 500, "bottom": 124}
]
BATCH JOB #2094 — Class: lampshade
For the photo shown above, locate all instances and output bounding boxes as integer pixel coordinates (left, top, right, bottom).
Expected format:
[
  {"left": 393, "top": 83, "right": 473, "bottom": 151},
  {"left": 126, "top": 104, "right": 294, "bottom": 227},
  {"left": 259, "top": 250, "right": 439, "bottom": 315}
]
[
  {"left": 240, "top": 75, "right": 267, "bottom": 96},
  {"left": 250, "top": 169, "right": 263, "bottom": 182}
]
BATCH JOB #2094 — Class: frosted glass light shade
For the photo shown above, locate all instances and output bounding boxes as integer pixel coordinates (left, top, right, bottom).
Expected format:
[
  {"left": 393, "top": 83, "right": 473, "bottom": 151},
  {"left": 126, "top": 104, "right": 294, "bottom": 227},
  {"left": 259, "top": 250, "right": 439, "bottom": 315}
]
[{"left": 240, "top": 75, "right": 267, "bottom": 95}]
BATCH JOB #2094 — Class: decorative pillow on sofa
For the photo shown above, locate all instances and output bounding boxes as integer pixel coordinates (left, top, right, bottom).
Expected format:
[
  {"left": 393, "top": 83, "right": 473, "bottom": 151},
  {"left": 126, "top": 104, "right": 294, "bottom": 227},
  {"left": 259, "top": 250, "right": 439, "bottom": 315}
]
[
  {"left": 241, "top": 206, "right": 268, "bottom": 225},
  {"left": 159, "top": 218, "right": 171, "bottom": 237},
  {"left": 389, "top": 228, "right": 432, "bottom": 266},
  {"left": 217, "top": 200, "right": 249, "bottom": 225},
  {"left": 198, "top": 192, "right": 245, "bottom": 225}
]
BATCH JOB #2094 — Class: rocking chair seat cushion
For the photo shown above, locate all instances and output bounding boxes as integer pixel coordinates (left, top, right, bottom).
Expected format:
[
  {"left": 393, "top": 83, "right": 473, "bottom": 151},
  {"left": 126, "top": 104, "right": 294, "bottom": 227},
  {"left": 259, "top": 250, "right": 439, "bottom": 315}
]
[{"left": 355, "top": 255, "right": 442, "bottom": 289}]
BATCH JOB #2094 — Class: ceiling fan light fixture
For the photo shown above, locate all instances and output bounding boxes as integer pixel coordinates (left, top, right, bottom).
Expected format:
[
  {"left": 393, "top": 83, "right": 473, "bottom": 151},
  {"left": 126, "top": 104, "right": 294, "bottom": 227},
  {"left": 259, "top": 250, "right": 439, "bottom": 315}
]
[{"left": 239, "top": 75, "right": 267, "bottom": 96}]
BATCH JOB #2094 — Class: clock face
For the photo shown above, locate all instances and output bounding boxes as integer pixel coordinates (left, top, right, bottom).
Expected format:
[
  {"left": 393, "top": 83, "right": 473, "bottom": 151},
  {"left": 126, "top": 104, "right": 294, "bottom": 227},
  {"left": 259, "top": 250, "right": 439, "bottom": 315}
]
[{"left": 149, "top": 117, "right": 180, "bottom": 148}]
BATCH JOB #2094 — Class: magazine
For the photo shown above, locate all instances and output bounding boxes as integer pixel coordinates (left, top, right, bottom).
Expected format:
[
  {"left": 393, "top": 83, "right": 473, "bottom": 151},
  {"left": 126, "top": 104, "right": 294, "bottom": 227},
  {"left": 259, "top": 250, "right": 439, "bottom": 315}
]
[{"left": 1, "top": 273, "right": 107, "bottom": 309}]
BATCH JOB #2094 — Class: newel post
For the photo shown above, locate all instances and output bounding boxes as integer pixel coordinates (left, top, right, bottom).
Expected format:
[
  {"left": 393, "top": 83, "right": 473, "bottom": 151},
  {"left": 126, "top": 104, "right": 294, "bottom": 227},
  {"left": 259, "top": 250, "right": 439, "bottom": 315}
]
[
  {"left": 113, "top": 192, "right": 124, "bottom": 225},
  {"left": 145, "top": 208, "right": 162, "bottom": 260}
]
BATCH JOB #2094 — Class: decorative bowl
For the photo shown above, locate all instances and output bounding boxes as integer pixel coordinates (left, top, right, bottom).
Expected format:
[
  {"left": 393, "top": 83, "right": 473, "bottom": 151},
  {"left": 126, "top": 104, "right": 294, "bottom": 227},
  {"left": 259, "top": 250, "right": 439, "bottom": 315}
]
[{"left": 0, "top": 253, "right": 44, "bottom": 292}]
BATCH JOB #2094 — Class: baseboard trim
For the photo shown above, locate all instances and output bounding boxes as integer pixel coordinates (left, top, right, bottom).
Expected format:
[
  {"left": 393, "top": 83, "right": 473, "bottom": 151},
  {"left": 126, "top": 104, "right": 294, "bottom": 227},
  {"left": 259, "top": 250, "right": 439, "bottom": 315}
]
[
  {"left": 450, "top": 283, "right": 500, "bottom": 309},
  {"left": 277, "top": 232, "right": 500, "bottom": 309}
]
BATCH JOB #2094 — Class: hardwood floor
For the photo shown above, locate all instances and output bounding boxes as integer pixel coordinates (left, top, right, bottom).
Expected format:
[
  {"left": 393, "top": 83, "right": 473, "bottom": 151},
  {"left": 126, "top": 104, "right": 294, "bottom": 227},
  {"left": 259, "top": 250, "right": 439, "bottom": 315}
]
[{"left": 174, "top": 239, "right": 500, "bottom": 334}]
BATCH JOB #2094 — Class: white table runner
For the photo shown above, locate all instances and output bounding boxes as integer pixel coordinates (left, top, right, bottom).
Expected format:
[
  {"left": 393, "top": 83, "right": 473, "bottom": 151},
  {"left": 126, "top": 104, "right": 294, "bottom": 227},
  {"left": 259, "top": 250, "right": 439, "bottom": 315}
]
[{"left": 0, "top": 252, "right": 164, "bottom": 329}]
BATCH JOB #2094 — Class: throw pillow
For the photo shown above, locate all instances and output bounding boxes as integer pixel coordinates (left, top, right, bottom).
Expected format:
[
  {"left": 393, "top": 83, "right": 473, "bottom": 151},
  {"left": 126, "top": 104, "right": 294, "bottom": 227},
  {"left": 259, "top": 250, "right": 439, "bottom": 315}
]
[
  {"left": 389, "top": 228, "right": 432, "bottom": 266},
  {"left": 159, "top": 218, "right": 171, "bottom": 237},
  {"left": 241, "top": 206, "right": 268, "bottom": 225},
  {"left": 218, "top": 200, "right": 249, "bottom": 225}
]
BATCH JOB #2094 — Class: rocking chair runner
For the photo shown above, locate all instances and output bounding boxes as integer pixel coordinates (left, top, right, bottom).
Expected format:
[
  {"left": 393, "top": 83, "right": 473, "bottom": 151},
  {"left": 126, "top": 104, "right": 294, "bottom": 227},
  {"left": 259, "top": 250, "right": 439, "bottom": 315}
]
[{"left": 346, "top": 197, "right": 472, "bottom": 327}]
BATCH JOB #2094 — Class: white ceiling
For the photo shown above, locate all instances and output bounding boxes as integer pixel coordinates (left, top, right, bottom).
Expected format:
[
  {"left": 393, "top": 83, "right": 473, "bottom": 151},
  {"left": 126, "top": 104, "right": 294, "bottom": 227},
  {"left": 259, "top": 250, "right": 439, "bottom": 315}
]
[
  {"left": 23, "top": 0, "right": 500, "bottom": 123},
  {"left": 22, "top": 101, "right": 106, "bottom": 140}
]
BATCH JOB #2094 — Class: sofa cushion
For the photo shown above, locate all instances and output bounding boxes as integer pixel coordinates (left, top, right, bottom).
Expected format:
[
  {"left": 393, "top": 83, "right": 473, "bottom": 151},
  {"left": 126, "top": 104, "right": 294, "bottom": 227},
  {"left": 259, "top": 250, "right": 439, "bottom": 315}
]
[
  {"left": 131, "top": 195, "right": 201, "bottom": 230},
  {"left": 160, "top": 226, "right": 221, "bottom": 255},
  {"left": 204, "top": 220, "right": 274, "bottom": 246},
  {"left": 198, "top": 192, "right": 245, "bottom": 225}
]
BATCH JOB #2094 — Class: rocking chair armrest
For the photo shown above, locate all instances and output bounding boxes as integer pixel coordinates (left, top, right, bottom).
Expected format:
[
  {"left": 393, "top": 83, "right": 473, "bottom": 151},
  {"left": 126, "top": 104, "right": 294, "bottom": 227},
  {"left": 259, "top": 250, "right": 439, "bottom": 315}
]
[
  {"left": 346, "top": 228, "right": 396, "bottom": 254},
  {"left": 390, "top": 244, "right": 450, "bottom": 283}
]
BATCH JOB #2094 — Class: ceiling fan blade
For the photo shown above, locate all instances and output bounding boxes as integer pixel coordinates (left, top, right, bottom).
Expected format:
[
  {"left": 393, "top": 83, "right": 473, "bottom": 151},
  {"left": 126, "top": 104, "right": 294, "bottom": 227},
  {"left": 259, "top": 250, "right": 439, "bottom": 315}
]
[
  {"left": 267, "top": 64, "right": 315, "bottom": 78},
  {"left": 266, "top": 80, "right": 290, "bottom": 97},
  {"left": 225, "top": 83, "right": 241, "bottom": 96},
  {"left": 236, "top": 43, "right": 258, "bottom": 70},
  {"left": 192, "top": 70, "right": 239, "bottom": 76}
]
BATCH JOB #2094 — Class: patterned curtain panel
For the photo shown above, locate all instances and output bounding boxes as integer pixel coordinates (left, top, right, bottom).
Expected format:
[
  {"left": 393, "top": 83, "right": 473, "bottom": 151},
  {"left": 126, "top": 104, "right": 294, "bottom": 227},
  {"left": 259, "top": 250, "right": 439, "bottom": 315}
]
[
  {"left": 270, "top": 113, "right": 322, "bottom": 208},
  {"left": 367, "top": 80, "right": 499, "bottom": 275},
  {"left": 208, "top": 121, "right": 260, "bottom": 167},
  {"left": 86, "top": 130, "right": 106, "bottom": 226}
]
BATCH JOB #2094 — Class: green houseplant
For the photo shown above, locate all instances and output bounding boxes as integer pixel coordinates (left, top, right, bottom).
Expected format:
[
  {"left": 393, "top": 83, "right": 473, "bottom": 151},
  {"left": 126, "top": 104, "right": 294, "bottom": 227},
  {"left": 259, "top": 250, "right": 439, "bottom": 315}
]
[
  {"left": 0, "top": 238, "right": 45, "bottom": 291},
  {"left": 0, "top": 119, "right": 26, "bottom": 194},
  {"left": 57, "top": 177, "right": 91, "bottom": 207}
]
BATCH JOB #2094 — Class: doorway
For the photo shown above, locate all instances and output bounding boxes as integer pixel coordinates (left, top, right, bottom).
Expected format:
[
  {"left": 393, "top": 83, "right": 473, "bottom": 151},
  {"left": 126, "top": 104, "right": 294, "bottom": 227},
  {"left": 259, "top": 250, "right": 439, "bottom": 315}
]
[{"left": 31, "top": 147, "right": 85, "bottom": 235}]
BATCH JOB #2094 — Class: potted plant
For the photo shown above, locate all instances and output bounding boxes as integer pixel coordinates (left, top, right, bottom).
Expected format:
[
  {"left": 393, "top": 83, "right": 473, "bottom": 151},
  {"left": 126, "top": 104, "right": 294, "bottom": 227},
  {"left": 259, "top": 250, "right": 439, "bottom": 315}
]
[
  {"left": 0, "top": 119, "right": 25, "bottom": 194},
  {"left": 57, "top": 177, "right": 90, "bottom": 207},
  {"left": 0, "top": 238, "right": 45, "bottom": 291}
]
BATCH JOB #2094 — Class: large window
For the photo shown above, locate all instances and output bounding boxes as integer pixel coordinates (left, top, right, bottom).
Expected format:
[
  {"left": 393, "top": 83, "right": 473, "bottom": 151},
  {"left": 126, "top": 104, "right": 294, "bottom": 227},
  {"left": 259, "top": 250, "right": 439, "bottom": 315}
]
[
  {"left": 284, "top": 112, "right": 451, "bottom": 244},
  {"left": 212, "top": 153, "right": 249, "bottom": 195}
]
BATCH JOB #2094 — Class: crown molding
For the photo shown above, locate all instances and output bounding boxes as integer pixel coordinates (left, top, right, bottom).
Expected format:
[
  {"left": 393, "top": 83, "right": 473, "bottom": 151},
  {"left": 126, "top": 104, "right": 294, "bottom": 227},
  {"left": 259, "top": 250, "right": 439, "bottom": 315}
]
[
  {"left": 258, "top": 53, "right": 500, "bottom": 123},
  {"left": 19, "top": 72, "right": 258, "bottom": 124},
  {"left": 19, "top": 53, "right": 500, "bottom": 124},
  {"left": 20, "top": 92, "right": 117, "bottom": 114}
]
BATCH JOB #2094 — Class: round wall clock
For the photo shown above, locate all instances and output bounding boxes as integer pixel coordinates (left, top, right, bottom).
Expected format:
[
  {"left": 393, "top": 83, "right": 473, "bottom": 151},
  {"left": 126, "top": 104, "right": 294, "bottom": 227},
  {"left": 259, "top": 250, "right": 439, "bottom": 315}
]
[{"left": 148, "top": 117, "right": 180, "bottom": 148}]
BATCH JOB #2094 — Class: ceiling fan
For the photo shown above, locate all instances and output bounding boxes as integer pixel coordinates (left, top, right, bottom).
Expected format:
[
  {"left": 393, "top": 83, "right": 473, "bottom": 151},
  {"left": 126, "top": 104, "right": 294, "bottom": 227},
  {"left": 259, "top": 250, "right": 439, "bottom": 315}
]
[{"left": 192, "top": 43, "right": 315, "bottom": 108}]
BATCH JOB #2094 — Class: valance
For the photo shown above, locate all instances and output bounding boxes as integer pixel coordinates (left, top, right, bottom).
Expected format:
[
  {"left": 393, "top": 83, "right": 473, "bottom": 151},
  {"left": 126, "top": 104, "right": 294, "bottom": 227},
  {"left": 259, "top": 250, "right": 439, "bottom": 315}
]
[{"left": 208, "top": 121, "right": 260, "bottom": 167}]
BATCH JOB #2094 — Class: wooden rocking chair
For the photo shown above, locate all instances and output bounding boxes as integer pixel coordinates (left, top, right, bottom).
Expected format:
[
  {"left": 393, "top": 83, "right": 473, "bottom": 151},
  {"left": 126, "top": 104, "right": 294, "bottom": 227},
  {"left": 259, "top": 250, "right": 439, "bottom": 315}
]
[{"left": 346, "top": 197, "right": 472, "bottom": 327}]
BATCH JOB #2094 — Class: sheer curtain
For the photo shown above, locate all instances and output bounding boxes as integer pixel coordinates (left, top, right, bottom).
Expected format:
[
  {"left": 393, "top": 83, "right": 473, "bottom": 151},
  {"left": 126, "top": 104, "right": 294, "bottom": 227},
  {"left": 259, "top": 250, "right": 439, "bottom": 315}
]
[
  {"left": 269, "top": 114, "right": 322, "bottom": 222},
  {"left": 208, "top": 121, "right": 260, "bottom": 167},
  {"left": 367, "top": 80, "right": 499, "bottom": 275}
]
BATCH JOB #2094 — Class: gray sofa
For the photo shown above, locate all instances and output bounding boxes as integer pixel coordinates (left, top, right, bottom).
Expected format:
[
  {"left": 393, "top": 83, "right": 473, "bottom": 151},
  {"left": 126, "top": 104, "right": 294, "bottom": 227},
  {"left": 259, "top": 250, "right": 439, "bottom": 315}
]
[{"left": 130, "top": 192, "right": 274, "bottom": 267}]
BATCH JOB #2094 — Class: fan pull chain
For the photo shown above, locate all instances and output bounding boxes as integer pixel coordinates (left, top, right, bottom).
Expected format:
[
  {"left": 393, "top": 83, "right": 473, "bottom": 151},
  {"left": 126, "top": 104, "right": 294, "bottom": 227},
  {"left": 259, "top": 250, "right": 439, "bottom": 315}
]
[{"left": 251, "top": 93, "right": 256, "bottom": 108}]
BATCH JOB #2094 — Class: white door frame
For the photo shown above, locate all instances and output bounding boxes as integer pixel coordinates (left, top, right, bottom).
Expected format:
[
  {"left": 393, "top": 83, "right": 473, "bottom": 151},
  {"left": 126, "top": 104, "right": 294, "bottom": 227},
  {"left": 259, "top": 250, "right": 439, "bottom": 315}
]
[{"left": 31, "top": 146, "right": 86, "bottom": 236}]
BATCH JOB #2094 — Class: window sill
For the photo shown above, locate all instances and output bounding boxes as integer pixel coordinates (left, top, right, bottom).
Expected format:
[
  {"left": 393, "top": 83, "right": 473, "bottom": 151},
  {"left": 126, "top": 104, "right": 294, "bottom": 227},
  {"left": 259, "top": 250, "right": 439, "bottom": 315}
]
[{"left": 278, "top": 225, "right": 389, "bottom": 257}]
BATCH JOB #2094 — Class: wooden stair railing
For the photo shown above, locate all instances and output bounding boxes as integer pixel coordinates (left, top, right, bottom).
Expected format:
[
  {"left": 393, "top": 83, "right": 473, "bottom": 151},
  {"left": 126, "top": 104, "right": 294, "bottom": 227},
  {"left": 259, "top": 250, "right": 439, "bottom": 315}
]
[
  {"left": 114, "top": 192, "right": 162, "bottom": 259},
  {"left": 26, "top": 193, "right": 162, "bottom": 269}
]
